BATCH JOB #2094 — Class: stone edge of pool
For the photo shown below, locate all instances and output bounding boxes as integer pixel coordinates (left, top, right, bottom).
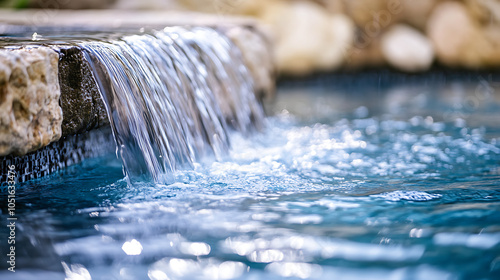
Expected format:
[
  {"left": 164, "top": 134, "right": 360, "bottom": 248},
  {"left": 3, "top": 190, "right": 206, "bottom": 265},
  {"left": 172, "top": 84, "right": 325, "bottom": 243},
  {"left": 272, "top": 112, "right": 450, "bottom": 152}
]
[{"left": 0, "top": 10, "right": 275, "bottom": 184}]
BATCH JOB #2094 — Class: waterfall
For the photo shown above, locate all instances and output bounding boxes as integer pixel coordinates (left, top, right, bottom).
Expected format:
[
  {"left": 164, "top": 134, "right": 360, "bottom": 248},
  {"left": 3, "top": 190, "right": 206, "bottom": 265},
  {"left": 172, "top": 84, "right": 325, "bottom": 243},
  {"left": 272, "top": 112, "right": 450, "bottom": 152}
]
[{"left": 80, "top": 27, "right": 265, "bottom": 185}]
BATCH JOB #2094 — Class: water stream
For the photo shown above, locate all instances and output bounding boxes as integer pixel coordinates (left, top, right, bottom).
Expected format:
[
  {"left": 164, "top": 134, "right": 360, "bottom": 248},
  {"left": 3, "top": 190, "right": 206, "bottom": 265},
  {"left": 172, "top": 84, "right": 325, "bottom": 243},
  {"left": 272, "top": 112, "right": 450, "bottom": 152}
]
[{"left": 80, "top": 27, "right": 264, "bottom": 185}]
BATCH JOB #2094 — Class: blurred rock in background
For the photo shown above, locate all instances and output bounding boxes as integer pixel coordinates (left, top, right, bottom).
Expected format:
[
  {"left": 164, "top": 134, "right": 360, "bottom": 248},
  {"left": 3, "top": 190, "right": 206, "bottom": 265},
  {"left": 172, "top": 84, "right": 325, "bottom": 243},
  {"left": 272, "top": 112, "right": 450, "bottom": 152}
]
[{"left": 2, "top": 0, "right": 500, "bottom": 75}]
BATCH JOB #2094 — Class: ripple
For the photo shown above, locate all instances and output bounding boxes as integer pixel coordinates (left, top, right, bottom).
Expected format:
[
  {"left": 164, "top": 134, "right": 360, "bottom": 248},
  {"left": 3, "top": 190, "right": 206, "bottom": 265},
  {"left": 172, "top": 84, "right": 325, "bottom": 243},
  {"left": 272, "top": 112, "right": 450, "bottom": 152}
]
[{"left": 434, "top": 232, "right": 500, "bottom": 249}]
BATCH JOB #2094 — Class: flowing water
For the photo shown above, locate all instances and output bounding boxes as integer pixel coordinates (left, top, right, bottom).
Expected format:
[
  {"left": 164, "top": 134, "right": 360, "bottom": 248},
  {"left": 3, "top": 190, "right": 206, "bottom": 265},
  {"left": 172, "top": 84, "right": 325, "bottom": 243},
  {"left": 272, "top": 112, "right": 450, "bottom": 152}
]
[
  {"left": 80, "top": 27, "right": 264, "bottom": 185},
  {"left": 1, "top": 28, "right": 500, "bottom": 280}
]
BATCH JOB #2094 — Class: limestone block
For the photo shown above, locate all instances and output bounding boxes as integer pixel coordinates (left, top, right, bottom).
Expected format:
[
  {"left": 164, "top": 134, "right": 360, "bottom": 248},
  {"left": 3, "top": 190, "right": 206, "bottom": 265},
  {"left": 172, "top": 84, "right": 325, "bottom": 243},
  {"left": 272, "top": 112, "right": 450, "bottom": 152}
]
[
  {"left": 0, "top": 46, "right": 62, "bottom": 156},
  {"left": 381, "top": 24, "right": 434, "bottom": 72}
]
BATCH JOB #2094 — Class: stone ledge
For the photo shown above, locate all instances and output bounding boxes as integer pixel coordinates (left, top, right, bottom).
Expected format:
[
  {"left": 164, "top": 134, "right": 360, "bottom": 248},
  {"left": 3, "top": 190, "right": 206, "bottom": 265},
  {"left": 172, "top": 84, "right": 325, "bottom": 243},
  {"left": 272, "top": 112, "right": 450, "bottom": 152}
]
[
  {"left": 56, "top": 46, "right": 109, "bottom": 136},
  {"left": 0, "top": 46, "right": 62, "bottom": 156},
  {"left": 0, "top": 9, "right": 275, "bottom": 99},
  {"left": 0, "top": 10, "right": 275, "bottom": 158}
]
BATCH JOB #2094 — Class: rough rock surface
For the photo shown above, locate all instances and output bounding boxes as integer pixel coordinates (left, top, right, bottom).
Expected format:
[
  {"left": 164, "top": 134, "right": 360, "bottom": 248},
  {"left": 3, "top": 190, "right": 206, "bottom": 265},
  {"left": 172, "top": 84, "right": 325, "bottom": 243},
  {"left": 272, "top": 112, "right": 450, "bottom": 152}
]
[
  {"left": 56, "top": 46, "right": 109, "bottom": 136},
  {"left": 0, "top": 46, "right": 62, "bottom": 156},
  {"left": 381, "top": 24, "right": 434, "bottom": 72},
  {"left": 0, "top": 18, "right": 275, "bottom": 156}
]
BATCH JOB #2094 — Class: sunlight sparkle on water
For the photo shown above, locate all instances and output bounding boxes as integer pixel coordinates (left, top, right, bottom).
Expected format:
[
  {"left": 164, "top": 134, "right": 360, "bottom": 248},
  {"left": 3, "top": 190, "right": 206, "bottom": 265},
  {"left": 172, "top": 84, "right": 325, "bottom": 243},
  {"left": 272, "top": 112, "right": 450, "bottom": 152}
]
[{"left": 122, "top": 239, "right": 143, "bottom": 255}]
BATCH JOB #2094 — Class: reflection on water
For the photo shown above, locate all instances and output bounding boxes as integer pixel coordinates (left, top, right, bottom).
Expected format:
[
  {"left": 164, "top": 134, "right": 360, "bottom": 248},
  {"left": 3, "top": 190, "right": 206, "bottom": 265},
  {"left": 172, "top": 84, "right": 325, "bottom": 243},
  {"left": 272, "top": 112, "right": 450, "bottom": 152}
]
[{"left": 1, "top": 82, "right": 500, "bottom": 279}]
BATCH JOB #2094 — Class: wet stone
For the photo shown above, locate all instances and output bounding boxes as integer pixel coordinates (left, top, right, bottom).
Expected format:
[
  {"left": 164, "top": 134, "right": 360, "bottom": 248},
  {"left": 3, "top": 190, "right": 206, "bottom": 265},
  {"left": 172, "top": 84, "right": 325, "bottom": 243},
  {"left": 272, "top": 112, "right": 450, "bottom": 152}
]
[{"left": 55, "top": 46, "right": 109, "bottom": 136}]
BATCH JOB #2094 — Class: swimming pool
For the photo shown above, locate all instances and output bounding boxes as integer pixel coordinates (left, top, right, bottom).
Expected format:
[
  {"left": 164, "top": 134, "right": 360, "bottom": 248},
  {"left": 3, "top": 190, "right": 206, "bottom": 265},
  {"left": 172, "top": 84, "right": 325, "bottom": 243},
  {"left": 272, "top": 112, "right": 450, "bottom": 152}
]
[{"left": 1, "top": 80, "right": 500, "bottom": 280}]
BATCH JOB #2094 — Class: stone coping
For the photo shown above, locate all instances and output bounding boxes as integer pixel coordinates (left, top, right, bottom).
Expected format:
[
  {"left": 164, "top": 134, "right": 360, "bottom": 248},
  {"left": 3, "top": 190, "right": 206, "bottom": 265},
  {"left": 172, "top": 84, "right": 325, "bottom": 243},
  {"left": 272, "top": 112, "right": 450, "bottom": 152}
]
[{"left": 0, "top": 10, "right": 275, "bottom": 158}]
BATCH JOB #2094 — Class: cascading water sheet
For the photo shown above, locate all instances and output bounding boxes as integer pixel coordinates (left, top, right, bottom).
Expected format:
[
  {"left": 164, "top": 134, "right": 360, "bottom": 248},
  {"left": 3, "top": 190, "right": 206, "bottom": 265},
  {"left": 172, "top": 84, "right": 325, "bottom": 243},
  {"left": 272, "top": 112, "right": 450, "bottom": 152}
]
[{"left": 80, "top": 27, "right": 265, "bottom": 185}]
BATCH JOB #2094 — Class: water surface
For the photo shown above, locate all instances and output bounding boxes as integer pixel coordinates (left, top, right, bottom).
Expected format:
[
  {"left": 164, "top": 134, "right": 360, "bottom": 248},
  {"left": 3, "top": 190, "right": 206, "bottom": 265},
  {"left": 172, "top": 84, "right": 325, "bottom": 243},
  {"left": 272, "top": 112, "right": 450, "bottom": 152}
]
[{"left": 1, "top": 82, "right": 500, "bottom": 280}]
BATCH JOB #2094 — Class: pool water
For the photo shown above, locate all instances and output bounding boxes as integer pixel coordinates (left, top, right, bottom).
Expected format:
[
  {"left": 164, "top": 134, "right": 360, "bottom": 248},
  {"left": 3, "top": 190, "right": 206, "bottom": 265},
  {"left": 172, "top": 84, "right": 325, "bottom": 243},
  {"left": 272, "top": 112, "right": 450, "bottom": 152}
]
[{"left": 1, "top": 82, "right": 500, "bottom": 280}]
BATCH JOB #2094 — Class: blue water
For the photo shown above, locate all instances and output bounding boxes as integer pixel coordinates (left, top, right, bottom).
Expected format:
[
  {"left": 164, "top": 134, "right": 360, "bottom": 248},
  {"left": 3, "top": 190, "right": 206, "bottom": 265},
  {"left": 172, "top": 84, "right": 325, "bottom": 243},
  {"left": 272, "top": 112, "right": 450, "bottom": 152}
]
[{"left": 1, "top": 83, "right": 500, "bottom": 279}]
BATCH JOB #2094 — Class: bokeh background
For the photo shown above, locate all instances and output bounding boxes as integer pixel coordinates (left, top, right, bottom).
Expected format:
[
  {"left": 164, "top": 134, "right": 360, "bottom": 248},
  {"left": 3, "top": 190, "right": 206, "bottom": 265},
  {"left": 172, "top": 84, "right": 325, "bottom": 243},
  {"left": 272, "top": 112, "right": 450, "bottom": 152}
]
[{"left": 1, "top": 0, "right": 500, "bottom": 75}]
